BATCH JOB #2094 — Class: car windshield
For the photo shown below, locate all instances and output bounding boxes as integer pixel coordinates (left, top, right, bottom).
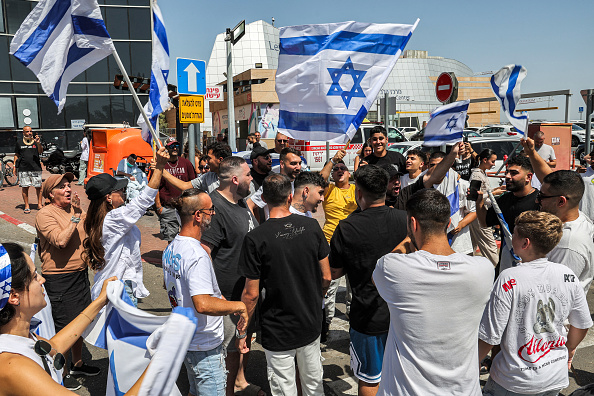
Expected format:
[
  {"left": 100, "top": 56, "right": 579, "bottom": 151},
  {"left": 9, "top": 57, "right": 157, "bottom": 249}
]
[
  {"left": 572, "top": 124, "right": 584, "bottom": 131},
  {"left": 388, "top": 144, "right": 416, "bottom": 154},
  {"left": 387, "top": 127, "right": 405, "bottom": 143}
]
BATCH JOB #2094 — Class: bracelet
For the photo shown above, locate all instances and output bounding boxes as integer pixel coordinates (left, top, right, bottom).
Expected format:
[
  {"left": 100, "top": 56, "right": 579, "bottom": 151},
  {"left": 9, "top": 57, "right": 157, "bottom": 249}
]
[
  {"left": 81, "top": 312, "right": 94, "bottom": 323},
  {"left": 235, "top": 328, "right": 247, "bottom": 339},
  {"left": 330, "top": 158, "right": 336, "bottom": 165},
  {"left": 70, "top": 216, "right": 81, "bottom": 224}
]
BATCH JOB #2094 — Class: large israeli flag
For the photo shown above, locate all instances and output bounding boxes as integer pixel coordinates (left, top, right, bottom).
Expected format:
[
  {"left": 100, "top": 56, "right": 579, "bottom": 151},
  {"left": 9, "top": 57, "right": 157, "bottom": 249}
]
[
  {"left": 84, "top": 281, "right": 196, "bottom": 396},
  {"left": 138, "top": 1, "right": 170, "bottom": 144},
  {"left": 433, "top": 170, "right": 461, "bottom": 239},
  {"left": 276, "top": 20, "right": 419, "bottom": 143},
  {"left": 491, "top": 65, "right": 529, "bottom": 134},
  {"left": 10, "top": 0, "right": 114, "bottom": 114},
  {"left": 423, "top": 100, "right": 469, "bottom": 147}
]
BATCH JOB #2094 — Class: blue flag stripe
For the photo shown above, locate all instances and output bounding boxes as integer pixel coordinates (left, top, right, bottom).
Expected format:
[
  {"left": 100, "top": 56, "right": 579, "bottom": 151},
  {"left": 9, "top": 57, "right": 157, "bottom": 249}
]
[
  {"left": 280, "top": 31, "right": 409, "bottom": 56},
  {"left": 12, "top": 0, "right": 71, "bottom": 66},
  {"left": 152, "top": 10, "right": 169, "bottom": 55},
  {"left": 71, "top": 15, "right": 110, "bottom": 38},
  {"left": 279, "top": 108, "right": 367, "bottom": 134},
  {"left": 432, "top": 102, "right": 469, "bottom": 117},
  {"left": 490, "top": 68, "right": 528, "bottom": 123},
  {"left": 424, "top": 131, "right": 463, "bottom": 143},
  {"left": 49, "top": 44, "right": 93, "bottom": 103}
]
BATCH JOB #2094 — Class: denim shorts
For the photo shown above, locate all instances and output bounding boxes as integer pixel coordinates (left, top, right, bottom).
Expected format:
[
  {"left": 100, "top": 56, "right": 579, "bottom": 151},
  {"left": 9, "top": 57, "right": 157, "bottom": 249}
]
[{"left": 184, "top": 343, "right": 227, "bottom": 396}]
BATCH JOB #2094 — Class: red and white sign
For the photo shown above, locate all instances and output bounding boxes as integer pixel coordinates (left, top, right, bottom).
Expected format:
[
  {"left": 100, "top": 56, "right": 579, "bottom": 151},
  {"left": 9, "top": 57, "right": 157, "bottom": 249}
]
[
  {"left": 436, "top": 72, "right": 455, "bottom": 103},
  {"left": 205, "top": 86, "right": 223, "bottom": 101}
]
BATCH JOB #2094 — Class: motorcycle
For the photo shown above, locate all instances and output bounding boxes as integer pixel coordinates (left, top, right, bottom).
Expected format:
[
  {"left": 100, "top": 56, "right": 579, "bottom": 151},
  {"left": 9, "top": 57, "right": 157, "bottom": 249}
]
[{"left": 41, "top": 142, "right": 81, "bottom": 177}]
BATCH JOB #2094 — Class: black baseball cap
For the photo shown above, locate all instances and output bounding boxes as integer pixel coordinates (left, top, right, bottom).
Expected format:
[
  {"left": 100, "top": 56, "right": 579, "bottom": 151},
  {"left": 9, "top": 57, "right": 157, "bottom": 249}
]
[
  {"left": 85, "top": 173, "right": 128, "bottom": 201},
  {"left": 381, "top": 164, "right": 404, "bottom": 181},
  {"left": 250, "top": 146, "right": 270, "bottom": 160}
]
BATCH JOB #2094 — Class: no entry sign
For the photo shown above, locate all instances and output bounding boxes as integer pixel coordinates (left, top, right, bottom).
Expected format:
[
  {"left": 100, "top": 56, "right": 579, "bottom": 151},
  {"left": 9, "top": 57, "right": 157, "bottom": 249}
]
[{"left": 436, "top": 72, "right": 458, "bottom": 104}]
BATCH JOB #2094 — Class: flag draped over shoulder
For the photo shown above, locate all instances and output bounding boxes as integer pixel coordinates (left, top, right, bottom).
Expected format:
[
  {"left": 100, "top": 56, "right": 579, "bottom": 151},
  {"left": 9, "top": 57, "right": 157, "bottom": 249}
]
[
  {"left": 276, "top": 20, "right": 419, "bottom": 143},
  {"left": 423, "top": 100, "right": 469, "bottom": 147},
  {"left": 138, "top": 1, "right": 170, "bottom": 144},
  {"left": 10, "top": 0, "right": 114, "bottom": 114},
  {"left": 490, "top": 65, "right": 528, "bottom": 134},
  {"left": 84, "top": 281, "right": 196, "bottom": 396}
]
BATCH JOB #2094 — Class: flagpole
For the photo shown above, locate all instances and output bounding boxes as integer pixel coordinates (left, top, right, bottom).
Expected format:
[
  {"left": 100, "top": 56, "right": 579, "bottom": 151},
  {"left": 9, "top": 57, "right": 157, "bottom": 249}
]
[{"left": 111, "top": 48, "right": 163, "bottom": 149}]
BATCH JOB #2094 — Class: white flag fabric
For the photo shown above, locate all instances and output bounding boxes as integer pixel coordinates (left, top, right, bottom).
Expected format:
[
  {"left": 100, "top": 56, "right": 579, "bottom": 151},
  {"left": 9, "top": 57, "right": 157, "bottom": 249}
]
[
  {"left": 137, "top": 1, "right": 170, "bottom": 144},
  {"left": 490, "top": 65, "right": 529, "bottom": 134},
  {"left": 423, "top": 100, "right": 469, "bottom": 147},
  {"left": 10, "top": 0, "right": 114, "bottom": 114},
  {"left": 433, "top": 170, "right": 461, "bottom": 239},
  {"left": 29, "top": 241, "right": 57, "bottom": 340},
  {"left": 84, "top": 281, "right": 196, "bottom": 396},
  {"left": 276, "top": 20, "right": 419, "bottom": 143}
]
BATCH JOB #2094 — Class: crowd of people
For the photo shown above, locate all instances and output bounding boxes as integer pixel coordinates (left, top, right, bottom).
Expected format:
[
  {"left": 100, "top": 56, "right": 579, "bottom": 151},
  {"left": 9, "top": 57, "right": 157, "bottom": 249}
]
[{"left": 1, "top": 124, "right": 594, "bottom": 396}]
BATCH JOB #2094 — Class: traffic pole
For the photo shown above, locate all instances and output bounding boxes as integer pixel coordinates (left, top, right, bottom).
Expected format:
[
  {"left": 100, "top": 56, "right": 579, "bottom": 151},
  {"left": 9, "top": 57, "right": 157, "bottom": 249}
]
[
  {"left": 585, "top": 89, "right": 593, "bottom": 156},
  {"left": 225, "top": 33, "right": 237, "bottom": 152}
]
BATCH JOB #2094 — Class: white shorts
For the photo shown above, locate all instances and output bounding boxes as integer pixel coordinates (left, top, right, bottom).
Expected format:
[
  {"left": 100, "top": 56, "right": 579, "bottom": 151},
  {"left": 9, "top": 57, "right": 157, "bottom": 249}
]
[{"left": 19, "top": 171, "right": 42, "bottom": 188}]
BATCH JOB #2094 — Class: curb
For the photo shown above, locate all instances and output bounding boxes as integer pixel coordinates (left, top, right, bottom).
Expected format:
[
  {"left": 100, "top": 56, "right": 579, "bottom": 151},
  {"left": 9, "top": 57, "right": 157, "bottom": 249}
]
[{"left": 0, "top": 211, "right": 36, "bottom": 235}]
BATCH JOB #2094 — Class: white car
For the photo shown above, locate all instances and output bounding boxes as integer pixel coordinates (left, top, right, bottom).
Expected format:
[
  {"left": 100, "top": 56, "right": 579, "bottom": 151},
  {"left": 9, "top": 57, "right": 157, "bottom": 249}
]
[
  {"left": 479, "top": 124, "right": 521, "bottom": 138},
  {"left": 399, "top": 127, "right": 420, "bottom": 140}
]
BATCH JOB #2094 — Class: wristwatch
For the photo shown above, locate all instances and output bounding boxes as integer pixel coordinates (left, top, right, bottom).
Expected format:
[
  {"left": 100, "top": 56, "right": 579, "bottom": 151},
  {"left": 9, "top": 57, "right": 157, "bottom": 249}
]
[
  {"left": 235, "top": 328, "right": 247, "bottom": 339},
  {"left": 70, "top": 216, "right": 81, "bottom": 224}
]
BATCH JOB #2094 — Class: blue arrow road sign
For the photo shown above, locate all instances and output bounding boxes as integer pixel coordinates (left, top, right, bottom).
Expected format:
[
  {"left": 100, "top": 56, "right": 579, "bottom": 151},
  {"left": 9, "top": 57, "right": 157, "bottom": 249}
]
[{"left": 177, "top": 58, "right": 206, "bottom": 95}]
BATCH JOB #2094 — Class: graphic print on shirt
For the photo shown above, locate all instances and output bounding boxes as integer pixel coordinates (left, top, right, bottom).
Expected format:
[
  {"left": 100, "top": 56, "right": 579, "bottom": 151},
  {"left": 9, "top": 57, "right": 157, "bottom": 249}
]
[
  {"left": 516, "top": 284, "right": 569, "bottom": 365},
  {"left": 162, "top": 247, "right": 181, "bottom": 308},
  {"left": 275, "top": 221, "right": 305, "bottom": 240}
]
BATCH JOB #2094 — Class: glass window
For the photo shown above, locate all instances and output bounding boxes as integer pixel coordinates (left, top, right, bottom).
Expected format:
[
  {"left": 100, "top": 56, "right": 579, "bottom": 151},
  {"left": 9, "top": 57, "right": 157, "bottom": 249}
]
[
  {"left": 39, "top": 95, "right": 66, "bottom": 129},
  {"left": 10, "top": 55, "right": 36, "bottom": 81},
  {"left": 128, "top": 8, "right": 150, "bottom": 40},
  {"left": 130, "top": 42, "right": 151, "bottom": 77},
  {"left": 351, "top": 128, "right": 363, "bottom": 144},
  {"left": 6, "top": 0, "right": 32, "bottom": 34},
  {"left": 0, "top": 0, "right": 5, "bottom": 33},
  {"left": 63, "top": 97, "right": 88, "bottom": 127},
  {"left": 12, "top": 83, "right": 38, "bottom": 94},
  {"left": 105, "top": 7, "right": 129, "bottom": 40},
  {"left": 0, "top": 37, "right": 10, "bottom": 79},
  {"left": 16, "top": 97, "right": 39, "bottom": 129},
  {"left": 128, "top": 0, "right": 149, "bottom": 5},
  {"left": 88, "top": 96, "right": 111, "bottom": 123},
  {"left": 0, "top": 97, "right": 14, "bottom": 128},
  {"left": 110, "top": 95, "right": 134, "bottom": 125},
  {"left": 0, "top": 83, "right": 11, "bottom": 93},
  {"left": 109, "top": 42, "right": 131, "bottom": 93}
]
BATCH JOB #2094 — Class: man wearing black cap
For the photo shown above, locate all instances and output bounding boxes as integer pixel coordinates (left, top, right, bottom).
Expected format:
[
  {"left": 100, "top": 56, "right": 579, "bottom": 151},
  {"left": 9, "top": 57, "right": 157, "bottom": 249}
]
[
  {"left": 155, "top": 140, "right": 196, "bottom": 242},
  {"left": 249, "top": 146, "right": 272, "bottom": 192}
]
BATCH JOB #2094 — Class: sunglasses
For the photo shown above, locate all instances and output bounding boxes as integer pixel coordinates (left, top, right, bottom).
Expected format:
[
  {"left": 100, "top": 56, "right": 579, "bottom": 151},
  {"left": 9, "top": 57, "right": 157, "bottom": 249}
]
[
  {"left": 276, "top": 139, "right": 288, "bottom": 143},
  {"left": 35, "top": 339, "right": 65, "bottom": 371},
  {"left": 193, "top": 205, "right": 216, "bottom": 215},
  {"left": 198, "top": 164, "right": 210, "bottom": 171},
  {"left": 332, "top": 166, "right": 348, "bottom": 172},
  {"left": 166, "top": 144, "right": 181, "bottom": 150},
  {"left": 536, "top": 192, "right": 564, "bottom": 203}
]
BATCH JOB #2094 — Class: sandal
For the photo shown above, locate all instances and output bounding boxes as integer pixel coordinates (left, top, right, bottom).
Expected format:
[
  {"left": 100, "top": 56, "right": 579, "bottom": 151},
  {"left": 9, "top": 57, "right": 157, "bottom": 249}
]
[
  {"left": 24, "top": 208, "right": 31, "bottom": 214},
  {"left": 480, "top": 357, "right": 492, "bottom": 374}
]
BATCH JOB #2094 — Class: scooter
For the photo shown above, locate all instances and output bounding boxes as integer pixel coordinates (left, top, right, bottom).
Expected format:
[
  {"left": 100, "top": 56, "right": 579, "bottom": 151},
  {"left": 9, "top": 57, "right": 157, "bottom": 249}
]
[{"left": 41, "top": 144, "right": 81, "bottom": 177}]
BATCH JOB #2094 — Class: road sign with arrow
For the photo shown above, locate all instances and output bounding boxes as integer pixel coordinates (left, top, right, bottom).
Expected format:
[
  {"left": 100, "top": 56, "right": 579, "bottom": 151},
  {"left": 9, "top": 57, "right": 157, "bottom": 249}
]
[{"left": 177, "top": 58, "right": 206, "bottom": 95}]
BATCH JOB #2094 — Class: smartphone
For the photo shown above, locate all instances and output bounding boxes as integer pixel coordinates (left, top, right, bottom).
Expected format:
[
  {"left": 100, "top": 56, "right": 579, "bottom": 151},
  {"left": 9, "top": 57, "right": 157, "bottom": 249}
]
[
  {"left": 467, "top": 180, "right": 482, "bottom": 201},
  {"left": 463, "top": 134, "right": 469, "bottom": 143}
]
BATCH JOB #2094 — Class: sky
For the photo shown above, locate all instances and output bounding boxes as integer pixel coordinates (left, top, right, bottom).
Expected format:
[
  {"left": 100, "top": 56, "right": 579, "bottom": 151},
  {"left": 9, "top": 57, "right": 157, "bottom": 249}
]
[{"left": 159, "top": 0, "right": 594, "bottom": 122}]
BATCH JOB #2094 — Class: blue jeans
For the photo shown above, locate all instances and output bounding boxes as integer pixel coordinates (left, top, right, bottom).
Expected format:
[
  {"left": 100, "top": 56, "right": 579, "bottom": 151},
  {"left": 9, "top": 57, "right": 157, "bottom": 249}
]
[
  {"left": 184, "top": 343, "right": 227, "bottom": 396},
  {"left": 123, "top": 280, "right": 137, "bottom": 307},
  {"left": 483, "top": 377, "right": 561, "bottom": 396}
]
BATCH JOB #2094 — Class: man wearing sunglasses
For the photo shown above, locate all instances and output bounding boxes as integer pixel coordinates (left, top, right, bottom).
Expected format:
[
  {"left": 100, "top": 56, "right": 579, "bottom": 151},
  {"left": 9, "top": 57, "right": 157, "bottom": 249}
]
[
  {"left": 272, "top": 132, "right": 289, "bottom": 155},
  {"left": 156, "top": 139, "right": 197, "bottom": 243},
  {"left": 249, "top": 146, "right": 273, "bottom": 192},
  {"left": 521, "top": 138, "right": 594, "bottom": 294},
  {"left": 476, "top": 155, "right": 540, "bottom": 272}
]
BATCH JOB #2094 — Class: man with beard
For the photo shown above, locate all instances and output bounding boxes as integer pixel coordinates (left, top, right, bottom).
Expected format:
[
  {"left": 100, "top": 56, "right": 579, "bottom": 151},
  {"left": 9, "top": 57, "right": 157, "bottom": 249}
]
[
  {"left": 200, "top": 156, "right": 259, "bottom": 396},
  {"left": 290, "top": 171, "right": 327, "bottom": 217},
  {"left": 476, "top": 155, "right": 540, "bottom": 272},
  {"left": 249, "top": 146, "right": 272, "bottom": 193},
  {"left": 363, "top": 126, "right": 405, "bottom": 172},
  {"left": 530, "top": 131, "right": 557, "bottom": 189},
  {"left": 248, "top": 147, "right": 302, "bottom": 221}
]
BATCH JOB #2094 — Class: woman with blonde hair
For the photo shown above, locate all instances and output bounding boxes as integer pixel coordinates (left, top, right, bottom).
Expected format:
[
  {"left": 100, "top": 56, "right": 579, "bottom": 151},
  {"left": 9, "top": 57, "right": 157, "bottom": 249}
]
[{"left": 83, "top": 148, "right": 169, "bottom": 306}]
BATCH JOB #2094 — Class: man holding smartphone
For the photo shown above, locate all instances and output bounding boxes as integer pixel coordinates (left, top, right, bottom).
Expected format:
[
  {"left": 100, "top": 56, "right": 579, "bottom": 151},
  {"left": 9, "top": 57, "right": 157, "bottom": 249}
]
[{"left": 14, "top": 126, "right": 43, "bottom": 213}]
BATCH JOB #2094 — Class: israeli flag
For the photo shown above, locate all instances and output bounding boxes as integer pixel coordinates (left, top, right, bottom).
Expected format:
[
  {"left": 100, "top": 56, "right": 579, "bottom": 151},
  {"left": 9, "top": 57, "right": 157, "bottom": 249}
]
[
  {"left": 29, "top": 241, "right": 57, "bottom": 340},
  {"left": 491, "top": 65, "right": 529, "bottom": 134},
  {"left": 423, "top": 100, "right": 469, "bottom": 147},
  {"left": 276, "top": 20, "right": 419, "bottom": 143},
  {"left": 10, "top": 0, "right": 114, "bottom": 114},
  {"left": 486, "top": 189, "right": 521, "bottom": 272},
  {"left": 433, "top": 170, "right": 461, "bottom": 239},
  {"left": 0, "top": 245, "right": 10, "bottom": 310},
  {"left": 138, "top": 1, "right": 170, "bottom": 144},
  {"left": 84, "top": 281, "right": 196, "bottom": 396}
]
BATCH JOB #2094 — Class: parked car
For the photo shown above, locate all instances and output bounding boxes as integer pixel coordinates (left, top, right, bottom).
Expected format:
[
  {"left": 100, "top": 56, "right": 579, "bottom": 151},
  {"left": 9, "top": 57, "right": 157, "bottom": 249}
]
[
  {"left": 575, "top": 142, "right": 594, "bottom": 165},
  {"left": 408, "top": 129, "right": 480, "bottom": 141},
  {"left": 569, "top": 123, "right": 588, "bottom": 147},
  {"left": 399, "top": 127, "right": 420, "bottom": 139},
  {"left": 479, "top": 124, "right": 520, "bottom": 138},
  {"left": 388, "top": 136, "right": 522, "bottom": 187}
]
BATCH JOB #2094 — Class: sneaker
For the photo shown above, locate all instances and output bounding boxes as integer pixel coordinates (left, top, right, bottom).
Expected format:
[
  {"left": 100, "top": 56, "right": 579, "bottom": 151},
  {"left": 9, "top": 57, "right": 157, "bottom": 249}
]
[
  {"left": 70, "top": 362, "right": 101, "bottom": 376},
  {"left": 63, "top": 374, "right": 81, "bottom": 391}
]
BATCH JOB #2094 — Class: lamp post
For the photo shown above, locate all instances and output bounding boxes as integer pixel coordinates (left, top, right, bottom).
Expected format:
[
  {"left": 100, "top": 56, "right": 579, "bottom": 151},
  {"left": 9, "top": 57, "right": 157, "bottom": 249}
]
[{"left": 224, "top": 20, "right": 245, "bottom": 152}]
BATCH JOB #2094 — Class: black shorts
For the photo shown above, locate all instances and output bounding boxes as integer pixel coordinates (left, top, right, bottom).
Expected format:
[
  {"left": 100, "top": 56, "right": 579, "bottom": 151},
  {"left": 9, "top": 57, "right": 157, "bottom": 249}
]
[{"left": 43, "top": 269, "right": 92, "bottom": 332}]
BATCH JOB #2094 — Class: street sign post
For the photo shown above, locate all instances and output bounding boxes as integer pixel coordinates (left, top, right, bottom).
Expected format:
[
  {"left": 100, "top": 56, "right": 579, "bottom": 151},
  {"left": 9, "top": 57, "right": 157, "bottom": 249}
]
[
  {"left": 179, "top": 95, "right": 204, "bottom": 123},
  {"left": 177, "top": 58, "right": 206, "bottom": 95},
  {"left": 582, "top": 89, "right": 593, "bottom": 156},
  {"left": 436, "top": 72, "right": 458, "bottom": 104}
]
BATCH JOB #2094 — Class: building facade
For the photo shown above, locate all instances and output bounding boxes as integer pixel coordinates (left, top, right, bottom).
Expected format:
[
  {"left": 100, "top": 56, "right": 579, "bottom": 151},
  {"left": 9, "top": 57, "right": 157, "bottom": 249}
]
[{"left": 0, "top": 0, "right": 151, "bottom": 153}]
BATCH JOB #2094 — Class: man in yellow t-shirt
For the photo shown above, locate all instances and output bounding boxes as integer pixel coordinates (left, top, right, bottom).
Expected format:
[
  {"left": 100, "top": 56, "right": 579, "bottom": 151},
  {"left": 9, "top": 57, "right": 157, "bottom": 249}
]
[{"left": 320, "top": 149, "right": 358, "bottom": 341}]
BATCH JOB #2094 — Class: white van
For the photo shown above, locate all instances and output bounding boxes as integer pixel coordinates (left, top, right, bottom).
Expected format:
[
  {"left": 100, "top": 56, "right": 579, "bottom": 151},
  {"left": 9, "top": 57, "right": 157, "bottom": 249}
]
[{"left": 290, "top": 123, "right": 407, "bottom": 171}]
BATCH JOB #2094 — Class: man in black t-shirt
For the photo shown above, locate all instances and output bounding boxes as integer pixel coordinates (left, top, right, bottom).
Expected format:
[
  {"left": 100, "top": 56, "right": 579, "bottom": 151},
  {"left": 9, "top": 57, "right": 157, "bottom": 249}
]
[
  {"left": 249, "top": 146, "right": 272, "bottom": 191},
  {"left": 452, "top": 142, "right": 478, "bottom": 181},
  {"left": 14, "top": 126, "right": 43, "bottom": 213},
  {"left": 201, "top": 156, "right": 257, "bottom": 396},
  {"left": 363, "top": 125, "right": 405, "bottom": 172},
  {"left": 238, "top": 173, "right": 331, "bottom": 396},
  {"left": 476, "top": 155, "right": 539, "bottom": 272}
]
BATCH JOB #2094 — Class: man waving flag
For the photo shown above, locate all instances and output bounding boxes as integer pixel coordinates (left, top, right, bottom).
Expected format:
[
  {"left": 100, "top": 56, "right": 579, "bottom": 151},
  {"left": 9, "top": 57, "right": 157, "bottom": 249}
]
[
  {"left": 276, "top": 20, "right": 419, "bottom": 143},
  {"left": 491, "top": 64, "right": 529, "bottom": 134},
  {"left": 10, "top": 0, "right": 114, "bottom": 114}
]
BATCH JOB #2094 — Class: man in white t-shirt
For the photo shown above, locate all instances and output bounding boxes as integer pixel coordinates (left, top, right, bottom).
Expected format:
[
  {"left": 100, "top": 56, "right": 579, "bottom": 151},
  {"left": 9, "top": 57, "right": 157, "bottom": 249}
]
[
  {"left": 290, "top": 171, "right": 327, "bottom": 218},
  {"left": 116, "top": 154, "right": 148, "bottom": 202},
  {"left": 373, "top": 188, "right": 494, "bottom": 396},
  {"left": 531, "top": 131, "right": 557, "bottom": 189},
  {"left": 450, "top": 178, "right": 477, "bottom": 255},
  {"left": 77, "top": 131, "right": 89, "bottom": 185},
  {"left": 522, "top": 138, "right": 594, "bottom": 293},
  {"left": 399, "top": 149, "right": 426, "bottom": 187},
  {"left": 479, "top": 211, "right": 592, "bottom": 395},
  {"left": 580, "top": 150, "right": 594, "bottom": 221},
  {"left": 162, "top": 188, "right": 248, "bottom": 396}
]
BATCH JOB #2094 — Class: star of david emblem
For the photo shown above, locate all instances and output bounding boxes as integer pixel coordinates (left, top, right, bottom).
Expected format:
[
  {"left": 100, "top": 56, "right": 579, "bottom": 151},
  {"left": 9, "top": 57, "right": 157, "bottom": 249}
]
[
  {"left": 445, "top": 115, "right": 458, "bottom": 132},
  {"left": 327, "top": 57, "right": 367, "bottom": 108},
  {"left": 0, "top": 279, "right": 11, "bottom": 295}
]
